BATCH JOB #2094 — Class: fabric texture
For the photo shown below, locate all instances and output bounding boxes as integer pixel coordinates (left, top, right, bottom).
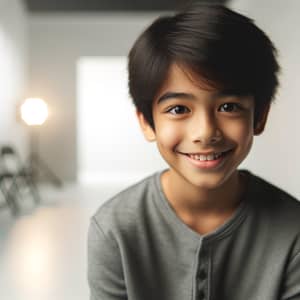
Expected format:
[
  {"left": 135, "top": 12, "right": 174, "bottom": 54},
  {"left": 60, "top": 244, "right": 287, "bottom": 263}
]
[{"left": 87, "top": 169, "right": 300, "bottom": 300}]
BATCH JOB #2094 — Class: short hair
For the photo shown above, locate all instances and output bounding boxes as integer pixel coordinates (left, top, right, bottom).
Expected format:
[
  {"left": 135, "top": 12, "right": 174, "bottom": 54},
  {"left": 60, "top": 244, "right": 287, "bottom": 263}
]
[{"left": 128, "top": 2, "right": 280, "bottom": 130}]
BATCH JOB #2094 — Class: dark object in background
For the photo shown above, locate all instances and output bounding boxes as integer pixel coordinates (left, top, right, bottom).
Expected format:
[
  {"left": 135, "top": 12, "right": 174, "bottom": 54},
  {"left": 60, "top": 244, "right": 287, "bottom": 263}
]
[
  {"left": 23, "top": 0, "right": 229, "bottom": 12},
  {"left": 0, "top": 145, "right": 40, "bottom": 216}
]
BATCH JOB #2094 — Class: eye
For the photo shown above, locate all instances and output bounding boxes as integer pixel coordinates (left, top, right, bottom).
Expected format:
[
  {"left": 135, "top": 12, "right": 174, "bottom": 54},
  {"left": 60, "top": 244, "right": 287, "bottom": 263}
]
[
  {"left": 166, "top": 105, "right": 190, "bottom": 115},
  {"left": 219, "top": 103, "right": 242, "bottom": 113}
]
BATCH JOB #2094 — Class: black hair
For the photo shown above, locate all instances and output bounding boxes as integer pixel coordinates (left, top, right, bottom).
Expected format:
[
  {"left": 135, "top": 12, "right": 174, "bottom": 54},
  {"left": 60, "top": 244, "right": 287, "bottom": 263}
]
[{"left": 128, "top": 2, "right": 280, "bottom": 130}]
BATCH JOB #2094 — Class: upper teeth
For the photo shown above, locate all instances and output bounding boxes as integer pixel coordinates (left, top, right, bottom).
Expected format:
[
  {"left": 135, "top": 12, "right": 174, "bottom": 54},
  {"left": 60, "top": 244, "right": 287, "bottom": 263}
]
[{"left": 189, "top": 152, "right": 222, "bottom": 161}]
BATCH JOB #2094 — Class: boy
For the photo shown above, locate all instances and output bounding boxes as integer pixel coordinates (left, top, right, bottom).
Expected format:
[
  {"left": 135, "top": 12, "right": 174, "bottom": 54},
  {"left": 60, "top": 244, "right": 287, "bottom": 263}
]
[{"left": 88, "top": 3, "right": 300, "bottom": 300}]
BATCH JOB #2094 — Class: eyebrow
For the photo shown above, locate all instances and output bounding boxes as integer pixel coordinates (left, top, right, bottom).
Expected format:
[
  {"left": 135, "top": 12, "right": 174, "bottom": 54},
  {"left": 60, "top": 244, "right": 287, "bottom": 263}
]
[
  {"left": 157, "top": 92, "right": 195, "bottom": 104},
  {"left": 157, "top": 90, "right": 248, "bottom": 105}
]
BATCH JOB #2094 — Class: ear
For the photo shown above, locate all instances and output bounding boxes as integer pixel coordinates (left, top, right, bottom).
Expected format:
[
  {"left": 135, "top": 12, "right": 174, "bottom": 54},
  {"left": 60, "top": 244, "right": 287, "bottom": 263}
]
[
  {"left": 254, "top": 105, "right": 270, "bottom": 135},
  {"left": 136, "top": 110, "right": 156, "bottom": 142}
]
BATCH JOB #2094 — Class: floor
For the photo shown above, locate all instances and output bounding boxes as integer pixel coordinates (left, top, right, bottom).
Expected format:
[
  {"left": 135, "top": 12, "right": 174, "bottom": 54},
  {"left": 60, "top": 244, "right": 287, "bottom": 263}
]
[{"left": 0, "top": 182, "right": 124, "bottom": 300}]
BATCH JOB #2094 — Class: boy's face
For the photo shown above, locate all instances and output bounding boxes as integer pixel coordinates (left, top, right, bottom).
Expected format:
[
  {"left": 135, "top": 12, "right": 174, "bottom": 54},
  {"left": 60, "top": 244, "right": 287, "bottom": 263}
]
[{"left": 137, "top": 64, "right": 266, "bottom": 190}]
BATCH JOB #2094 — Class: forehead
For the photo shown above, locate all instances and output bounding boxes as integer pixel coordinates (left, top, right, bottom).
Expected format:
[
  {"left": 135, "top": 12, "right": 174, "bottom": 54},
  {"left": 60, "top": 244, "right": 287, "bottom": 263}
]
[
  {"left": 153, "top": 63, "right": 254, "bottom": 108},
  {"left": 161, "top": 63, "right": 213, "bottom": 90},
  {"left": 154, "top": 63, "right": 221, "bottom": 104}
]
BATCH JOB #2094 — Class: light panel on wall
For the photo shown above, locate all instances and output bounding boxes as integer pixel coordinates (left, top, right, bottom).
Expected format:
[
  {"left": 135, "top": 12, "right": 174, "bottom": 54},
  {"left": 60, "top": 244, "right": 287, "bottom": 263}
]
[{"left": 77, "top": 56, "right": 166, "bottom": 185}]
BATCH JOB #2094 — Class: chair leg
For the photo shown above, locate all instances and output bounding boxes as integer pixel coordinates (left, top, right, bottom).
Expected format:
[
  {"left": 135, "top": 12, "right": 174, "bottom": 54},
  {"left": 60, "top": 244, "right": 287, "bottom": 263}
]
[
  {"left": 1, "top": 183, "right": 19, "bottom": 216},
  {"left": 7, "top": 192, "right": 19, "bottom": 216},
  {"left": 25, "top": 175, "right": 41, "bottom": 204}
]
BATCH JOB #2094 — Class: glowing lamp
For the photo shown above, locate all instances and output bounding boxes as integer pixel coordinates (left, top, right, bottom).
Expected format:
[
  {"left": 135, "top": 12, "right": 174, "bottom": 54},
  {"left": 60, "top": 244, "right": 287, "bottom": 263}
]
[
  {"left": 19, "top": 97, "right": 62, "bottom": 187},
  {"left": 21, "top": 98, "right": 48, "bottom": 126}
]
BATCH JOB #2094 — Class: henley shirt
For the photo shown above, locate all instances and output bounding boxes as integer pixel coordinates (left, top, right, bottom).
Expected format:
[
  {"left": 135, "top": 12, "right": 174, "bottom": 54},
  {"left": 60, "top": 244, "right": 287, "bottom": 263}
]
[{"left": 87, "top": 169, "right": 300, "bottom": 300}]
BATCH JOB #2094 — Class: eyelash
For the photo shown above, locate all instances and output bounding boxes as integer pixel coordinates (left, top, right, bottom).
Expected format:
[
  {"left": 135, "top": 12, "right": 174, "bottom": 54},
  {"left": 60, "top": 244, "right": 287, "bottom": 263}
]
[
  {"left": 166, "top": 103, "right": 243, "bottom": 115},
  {"left": 166, "top": 105, "right": 190, "bottom": 115}
]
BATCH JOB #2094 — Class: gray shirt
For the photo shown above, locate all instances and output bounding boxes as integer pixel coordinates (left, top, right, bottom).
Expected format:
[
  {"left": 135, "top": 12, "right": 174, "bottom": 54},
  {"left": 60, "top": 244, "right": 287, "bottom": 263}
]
[{"left": 87, "top": 169, "right": 300, "bottom": 300}]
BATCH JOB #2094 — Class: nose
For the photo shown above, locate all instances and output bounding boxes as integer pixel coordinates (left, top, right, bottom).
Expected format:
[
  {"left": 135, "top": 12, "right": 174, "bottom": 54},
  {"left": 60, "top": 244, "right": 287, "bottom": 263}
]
[{"left": 189, "top": 112, "right": 222, "bottom": 146}]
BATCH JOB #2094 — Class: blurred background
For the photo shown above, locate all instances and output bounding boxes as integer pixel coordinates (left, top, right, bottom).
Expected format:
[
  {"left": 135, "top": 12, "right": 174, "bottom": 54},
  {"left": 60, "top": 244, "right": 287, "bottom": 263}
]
[{"left": 0, "top": 0, "right": 299, "bottom": 299}]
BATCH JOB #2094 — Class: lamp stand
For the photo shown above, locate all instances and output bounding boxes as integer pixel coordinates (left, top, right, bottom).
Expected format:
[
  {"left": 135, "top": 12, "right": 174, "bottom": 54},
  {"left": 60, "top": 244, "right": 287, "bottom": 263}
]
[{"left": 29, "top": 126, "right": 62, "bottom": 187}]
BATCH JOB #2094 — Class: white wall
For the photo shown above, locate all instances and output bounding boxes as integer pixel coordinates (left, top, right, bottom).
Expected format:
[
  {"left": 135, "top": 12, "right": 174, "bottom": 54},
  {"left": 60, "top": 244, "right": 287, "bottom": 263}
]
[
  {"left": 229, "top": 0, "right": 300, "bottom": 198},
  {"left": 29, "top": 5, "right": 300, "bottom": 198},
  {"left": 0, "top": 0, "right": 28, "bottom": 156},
  {"left": 28, "top": 13, "right": 163, "bottom": 181}
]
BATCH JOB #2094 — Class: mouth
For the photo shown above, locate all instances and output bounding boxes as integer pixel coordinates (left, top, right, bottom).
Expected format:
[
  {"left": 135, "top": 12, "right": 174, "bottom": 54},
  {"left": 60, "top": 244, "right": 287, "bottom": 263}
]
[
  {"left": 179, "top": 149, "right": 233, "bottom": 161},
  {"left": 177, "top": 149, "right": 233, "bottom": 169}
]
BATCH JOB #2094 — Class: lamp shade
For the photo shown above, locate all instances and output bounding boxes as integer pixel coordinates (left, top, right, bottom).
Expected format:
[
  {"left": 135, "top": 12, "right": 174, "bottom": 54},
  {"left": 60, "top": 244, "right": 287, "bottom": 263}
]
[{"left": 21, "top": 98, "right": 48, "bottom": 126}]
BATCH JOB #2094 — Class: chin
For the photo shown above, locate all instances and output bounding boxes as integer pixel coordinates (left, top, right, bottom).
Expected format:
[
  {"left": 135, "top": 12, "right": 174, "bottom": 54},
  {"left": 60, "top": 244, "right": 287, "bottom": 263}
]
[{"left": 185, "top": 167, "right": 240, "bottom": 190}]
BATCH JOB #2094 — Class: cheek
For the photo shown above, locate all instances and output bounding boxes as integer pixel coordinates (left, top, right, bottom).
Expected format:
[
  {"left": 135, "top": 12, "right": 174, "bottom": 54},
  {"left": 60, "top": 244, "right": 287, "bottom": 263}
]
[
  {"left": 225, "top": 120, "right": 254, "bottom": 148},
  {"left": 156, "top": 122, "right": 183, "bottom": 149}
]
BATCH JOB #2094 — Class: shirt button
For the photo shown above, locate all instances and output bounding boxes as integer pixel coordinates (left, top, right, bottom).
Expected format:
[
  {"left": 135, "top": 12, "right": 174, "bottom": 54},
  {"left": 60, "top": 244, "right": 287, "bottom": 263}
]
[
  {"left": 197, "top": 268, "right": 207, "bottom": 281},
  {"left": 198, "top": 290, "right": 205, "bottom": 300},
  {"left": 201, "top": 248, "right": 208, "bottom": 256}
]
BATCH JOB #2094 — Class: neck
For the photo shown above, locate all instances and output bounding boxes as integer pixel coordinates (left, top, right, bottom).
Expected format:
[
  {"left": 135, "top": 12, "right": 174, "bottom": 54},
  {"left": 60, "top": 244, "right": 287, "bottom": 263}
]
[{"left": 161, "top": 169, "right": 246, "bottom": 218}]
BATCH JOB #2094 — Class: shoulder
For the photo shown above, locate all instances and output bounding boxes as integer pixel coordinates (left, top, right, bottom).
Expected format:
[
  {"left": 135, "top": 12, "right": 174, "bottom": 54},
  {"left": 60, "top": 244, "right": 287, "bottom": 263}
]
[
  {"left": 91, "top": 170, "right": 162, "bottom": 239},
  {"left": 244, "top": 170, "right": 300, "bottom": 257},
  {"left": 248, "top": 170, "right": 300, "bottom": 209},
  {"left": 245, "top": 169, "right": 300, "bottom": 229}
]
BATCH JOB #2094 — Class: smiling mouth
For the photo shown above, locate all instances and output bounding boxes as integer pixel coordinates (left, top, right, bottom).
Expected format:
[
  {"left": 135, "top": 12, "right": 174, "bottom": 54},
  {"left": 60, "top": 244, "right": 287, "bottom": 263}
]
[{"left": 178, "top": 149, "right": 233, "bottom": 161}]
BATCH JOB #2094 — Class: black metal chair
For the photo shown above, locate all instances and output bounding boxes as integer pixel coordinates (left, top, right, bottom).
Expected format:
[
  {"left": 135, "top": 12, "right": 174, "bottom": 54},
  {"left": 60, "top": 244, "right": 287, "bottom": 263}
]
[
  {"left": 0, "top": 171, "right": 19, "bottom": 215},
  {"left": 0, "top": 145, "right": 40, "bottom": 215}
]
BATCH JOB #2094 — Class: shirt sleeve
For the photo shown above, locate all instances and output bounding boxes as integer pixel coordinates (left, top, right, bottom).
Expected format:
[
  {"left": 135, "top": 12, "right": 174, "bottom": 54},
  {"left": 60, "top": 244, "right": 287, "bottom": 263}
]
[
  {"left": 87, "top": 217, "right": 127, "bottom": 300},
  {"left": 280, "top": 251, "right": 300, "bottom": 300}
]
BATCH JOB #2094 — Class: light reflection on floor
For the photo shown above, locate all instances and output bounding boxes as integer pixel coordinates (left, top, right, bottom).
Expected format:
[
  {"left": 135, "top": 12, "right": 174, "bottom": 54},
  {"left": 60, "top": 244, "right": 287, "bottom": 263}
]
[{"left": 0, "top": 183, "right": 122, "bottom": 300}]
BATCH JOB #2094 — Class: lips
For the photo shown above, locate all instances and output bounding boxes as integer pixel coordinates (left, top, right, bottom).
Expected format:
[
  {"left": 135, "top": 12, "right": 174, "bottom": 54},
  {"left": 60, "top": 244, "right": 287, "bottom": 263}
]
[
  {"left": 182, "top": 149, "right": 233, "bottom": 170},
  {"left": 176, "top": 149, "right": 233, "bottom": 169},
  {"left": 178, "top": 149, "right": 233, "bottom": 158}
]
